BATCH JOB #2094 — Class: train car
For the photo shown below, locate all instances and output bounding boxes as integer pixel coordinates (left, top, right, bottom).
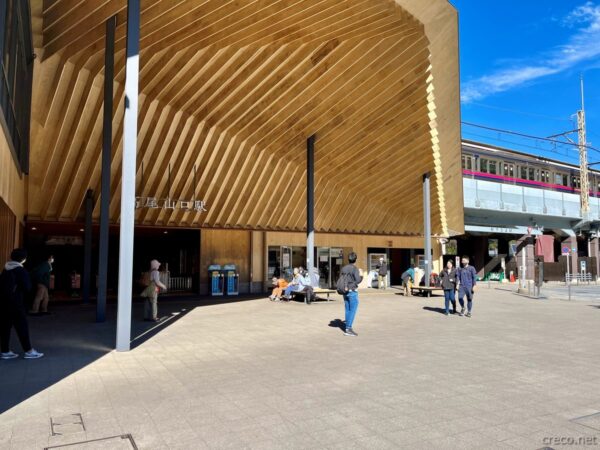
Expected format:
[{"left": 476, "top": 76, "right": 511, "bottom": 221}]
[{"left": 461, "top": 140, "right": 600, "bottom": 196}]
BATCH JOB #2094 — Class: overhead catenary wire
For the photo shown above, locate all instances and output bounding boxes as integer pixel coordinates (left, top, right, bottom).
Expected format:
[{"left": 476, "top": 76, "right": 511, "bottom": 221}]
[
  {"left": 462, "top": 131, "right": 580, "bottom": 163},
  {"left": 461, "top": 121, "right": 600, "bottom": 155},
  {"left": 465, "top": 101, "right": 574, "bottom": 123}
]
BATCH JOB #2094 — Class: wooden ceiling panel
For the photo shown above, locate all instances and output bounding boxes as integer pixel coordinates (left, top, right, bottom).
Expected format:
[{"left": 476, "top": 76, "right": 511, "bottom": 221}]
[{"left": 28, "top": 0, "right": 463, "bottom": 236}]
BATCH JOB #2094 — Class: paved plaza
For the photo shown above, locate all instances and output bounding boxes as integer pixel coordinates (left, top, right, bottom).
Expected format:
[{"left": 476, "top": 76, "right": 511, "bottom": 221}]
[{"left": 1, "top": 288, "right": 600, "bottom": 449}]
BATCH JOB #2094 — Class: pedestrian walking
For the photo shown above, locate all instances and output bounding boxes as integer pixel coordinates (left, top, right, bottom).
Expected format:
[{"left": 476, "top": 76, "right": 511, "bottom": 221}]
[
  {"left": 0, "top": 249, "right": 44, "bottom": 360},
  {"left": 30, "top": 254, "right": 53, "bottom": 315},
  {"left": 377, "top": 257, "right": 388, "bottom": 290},
  {"left": 457, "top": 256, "right": 477, "bottom": 317},
  {"left": 141, "top": 259, "right": 167, "bottom": 322},
  {"left": 336, "top": 252, "right": 363, "bottom": 336},
  {"left": 439, "top": 260, "right": 458, "bottom": 316}
]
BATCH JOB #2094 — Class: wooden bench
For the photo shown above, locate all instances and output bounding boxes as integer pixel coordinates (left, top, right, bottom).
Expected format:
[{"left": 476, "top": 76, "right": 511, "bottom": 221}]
[
  {"left": 291, "top": 288, "right": 337, "bottom": 304},
  {"left": 410, "top": 286, "right": 444, "bottom": 297}
]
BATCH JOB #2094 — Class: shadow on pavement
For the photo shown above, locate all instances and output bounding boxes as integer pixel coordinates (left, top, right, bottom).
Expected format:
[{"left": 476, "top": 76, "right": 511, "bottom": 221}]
[
  {"left": 423, "top": 306, "right": 448, "bottom": 315},
  {"left": 0, "top": 294, "right": 266, "bottom": 415},
  {"left": 328, "top": 318, "right": 346, "bottom": 331}
]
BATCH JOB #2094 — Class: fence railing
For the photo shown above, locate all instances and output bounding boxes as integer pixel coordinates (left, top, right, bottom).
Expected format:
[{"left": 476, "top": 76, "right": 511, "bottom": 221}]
[{"left": 565, "top": 273, "right": 593, "bottom": 283}]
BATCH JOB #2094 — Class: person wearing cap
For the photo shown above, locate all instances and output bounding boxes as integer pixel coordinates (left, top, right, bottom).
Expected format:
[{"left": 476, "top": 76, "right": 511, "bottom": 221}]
[
  {"left": 0, "top": 249, "right": 44, "bottom": 359},
  {"left": 143, "top": 259, "right": 167, "bottom": 322}
]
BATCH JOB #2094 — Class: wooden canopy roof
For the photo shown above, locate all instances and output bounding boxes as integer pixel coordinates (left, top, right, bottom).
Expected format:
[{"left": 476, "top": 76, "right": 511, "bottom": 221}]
[{"left": 28, "top": 0, "right": 463, "bottom": 236}]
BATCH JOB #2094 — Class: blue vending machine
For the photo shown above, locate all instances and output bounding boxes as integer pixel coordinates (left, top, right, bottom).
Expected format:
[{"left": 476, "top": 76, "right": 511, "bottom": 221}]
[
  {"left": 223, "top": 264, "right": 239, "bottom": 296},
  {"left": 208, "top": 264, "right": 224, "bottom": 296}
]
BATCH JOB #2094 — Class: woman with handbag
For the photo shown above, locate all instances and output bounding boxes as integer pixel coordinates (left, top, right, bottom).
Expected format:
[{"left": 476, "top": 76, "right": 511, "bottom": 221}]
[{"left": 141, "top": 259, "right": 167, "bottom": 322}]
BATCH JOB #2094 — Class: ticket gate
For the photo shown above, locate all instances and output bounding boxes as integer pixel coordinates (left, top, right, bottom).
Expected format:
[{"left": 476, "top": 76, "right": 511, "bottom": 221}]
[
  {"left": 208, "top": 264, "right": 224, "bottom": 296},
  {"left": 223, "top": 264, "right": 239, "bottom": 296}
]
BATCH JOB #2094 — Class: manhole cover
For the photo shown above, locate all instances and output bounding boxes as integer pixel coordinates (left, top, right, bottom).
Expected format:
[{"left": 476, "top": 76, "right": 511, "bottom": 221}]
[{"left": 45, "top": 434, "right": 137, "bottom": 449}]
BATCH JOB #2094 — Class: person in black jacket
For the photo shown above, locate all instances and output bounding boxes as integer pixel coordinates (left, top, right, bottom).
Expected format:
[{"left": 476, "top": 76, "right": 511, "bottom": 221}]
[
  {"left": 0, "top": 249, "right": 44, "bottom": 359},
  {"left": 339, "top": 252, "right": 363, "bottom": 337},
  {"left": 439, "top": 260, "right": 458, "bottom": 316}
]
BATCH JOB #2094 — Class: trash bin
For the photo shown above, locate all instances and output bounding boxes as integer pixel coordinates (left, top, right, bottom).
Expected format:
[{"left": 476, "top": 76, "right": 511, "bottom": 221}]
[
  {"left": 208, "top": 264, "right": 224, "bottom": 296},
  {"left": 223, "top": 264, "right": 239, "bottom": 296}
]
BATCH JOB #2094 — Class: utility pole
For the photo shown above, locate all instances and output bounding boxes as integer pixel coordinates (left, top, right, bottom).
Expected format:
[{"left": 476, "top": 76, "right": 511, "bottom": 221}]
[{"left": 578, "top": 76, "right": 589, "bottom": 220}]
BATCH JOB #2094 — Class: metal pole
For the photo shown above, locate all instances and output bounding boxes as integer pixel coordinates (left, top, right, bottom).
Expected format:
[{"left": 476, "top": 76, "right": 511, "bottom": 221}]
[
  {"left": 83, "top": 189, "right": 94, "bottom": 303},
  {"left": 97, "top": 16, "right": 116, "bottom": 323},
  {"left": 423, "top": 173, "right": 431, "bottom": 287},
  {"left": 521, "top": 241, "right": 526, "bottom": 289},
  {"left": 116, "top": 0, "right": 140, "bottom": 352},
  {"left": 306, "top": 135, "right": 315, "bottom": 302}
]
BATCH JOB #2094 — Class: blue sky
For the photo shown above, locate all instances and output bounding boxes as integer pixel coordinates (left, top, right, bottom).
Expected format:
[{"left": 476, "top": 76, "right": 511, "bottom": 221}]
[{"left": 453, "top": 0, "right": 600, "bottom": 165}]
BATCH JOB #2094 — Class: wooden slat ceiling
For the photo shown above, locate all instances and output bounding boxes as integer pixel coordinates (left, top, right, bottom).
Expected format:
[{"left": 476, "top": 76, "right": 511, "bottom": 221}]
[{"left": 28, "top": 0, "right": 462, "bottom": 236}]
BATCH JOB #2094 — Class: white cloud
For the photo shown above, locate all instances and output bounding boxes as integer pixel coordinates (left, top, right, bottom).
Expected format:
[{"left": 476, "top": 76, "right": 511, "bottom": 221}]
[{"left": 461, "top": 2, "right": 600, "bottom": 103}]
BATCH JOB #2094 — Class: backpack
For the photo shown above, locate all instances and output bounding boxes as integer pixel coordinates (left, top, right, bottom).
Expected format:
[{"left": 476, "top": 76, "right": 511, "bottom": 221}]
[
  {"left": 336, "top": 272, "right": 351, "bottom": 295},
  {"left": 140, "top": 271, "right": 151, "bottom": 287},
  {"left": 0, "top": 270, "right": 17, "bottom": 299}
]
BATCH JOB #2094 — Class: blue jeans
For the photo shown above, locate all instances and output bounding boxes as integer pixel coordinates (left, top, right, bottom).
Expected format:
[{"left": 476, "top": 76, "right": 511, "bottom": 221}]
[
  {"left": 284, "top": 285, "right": 295, "bottom": 297},
  {"left": 343, "top": 291, "right": 359, "bottom": 329},
  {"left": 458, "top": 286, "right": 473, "bottom": 312},
  {"left": 444, "top": 289, "right": 456, "bottom": 314}
]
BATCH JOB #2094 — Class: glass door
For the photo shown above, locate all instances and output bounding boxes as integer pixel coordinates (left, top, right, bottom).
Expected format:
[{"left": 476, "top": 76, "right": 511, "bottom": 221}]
[
  {"left": 281, "top": 246, "right": 292, "bottom": 281},
  {"left": 316, "top": 248, "right": 329, "bottom": 288}
]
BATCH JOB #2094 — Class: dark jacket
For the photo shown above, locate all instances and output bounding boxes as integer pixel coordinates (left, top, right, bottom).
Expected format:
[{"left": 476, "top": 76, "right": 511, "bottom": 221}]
[
  {"left": 0, "top": 262, "right": 32, "bottom": 310},
  {"left": 439, "top": 268, "right": 458, "bottom": 291},
  {"left": 458, "top": 265, "right": 477, "bottom": 290},
  {"left": 377, "top": 262, "right": 388, "bottom": 276},
  {"left": 32, "top": 261, "right": 52, "bottom": 288},
  {"left": 340, "top": 264, "right": 362, "bottom": 291}
]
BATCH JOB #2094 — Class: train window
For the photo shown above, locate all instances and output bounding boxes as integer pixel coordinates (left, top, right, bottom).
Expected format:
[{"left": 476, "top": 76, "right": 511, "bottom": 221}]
[
  {"left": 480, "top": 158, "right": 488, "bottom": 173},
  {"left": 462, "top": 155, "right": 472, "bottom": 170},
  {"left": 540, "top": 170, "right": 549, "bottom": 183},
  {"left": 503, "top": 163, "right": 514, "bottom": 178},
  {"left": 489, "top": 160, "right": 497, "bottom": 175},
  {"left": 520, "top": 166, "right": 527, "bottom": 179},
  {"left": 528, "top": 168, "right": 535, "bottom": 181},
  {"left": 563, "top": 174, "right": 569, "bottom": 186}
]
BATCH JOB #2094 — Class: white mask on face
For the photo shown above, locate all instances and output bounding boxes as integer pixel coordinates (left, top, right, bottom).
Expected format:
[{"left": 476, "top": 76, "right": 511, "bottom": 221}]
[{"left": 49, "top": 258, "right": 54, "bottom": 264}]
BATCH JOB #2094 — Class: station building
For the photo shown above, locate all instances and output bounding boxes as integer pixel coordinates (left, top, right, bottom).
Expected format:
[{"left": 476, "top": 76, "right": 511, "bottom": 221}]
[{"left": 1, "top": 1, "right": 462, "bottom": 305}]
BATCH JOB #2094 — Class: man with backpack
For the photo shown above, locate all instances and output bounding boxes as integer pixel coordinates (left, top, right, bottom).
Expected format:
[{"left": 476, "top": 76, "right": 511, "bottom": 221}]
[
  {"left": 336, "top": 252, "right": 363, "bottom": 337},
  {"left": 0, "top": 249, "right": 44, "bottom": 359}
]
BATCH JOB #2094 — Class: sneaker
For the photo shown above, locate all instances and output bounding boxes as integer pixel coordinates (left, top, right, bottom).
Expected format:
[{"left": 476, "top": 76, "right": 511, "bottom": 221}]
[
  {"left": 1, "top": 351, "right": 19, "bottom": 360},
  {"left": 465, "top": 312, "right": 472, "bottom": 318},
  {"left": 24, "top": 349, "right": 44, "bottom": 359},
  {"left": 444, "top": 312, "right": 449, "bottom": 316},
  {"left": 458, "top": 308, "right": 465, "bottom": 316},
  {"left": 344, "top": 328, "right": 358, "bottom": 337}
]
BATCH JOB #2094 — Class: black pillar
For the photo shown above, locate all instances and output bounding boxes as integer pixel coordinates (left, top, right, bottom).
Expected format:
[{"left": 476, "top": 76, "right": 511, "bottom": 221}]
[
  {"left": 83, "top": 189, "right": 94, "bottom": 303},
  {"left": 306, "top": 135, "right": 315, "bottom": 301},
  {"left": 97, "top": 16, "right": 116, "bottom": 322}
]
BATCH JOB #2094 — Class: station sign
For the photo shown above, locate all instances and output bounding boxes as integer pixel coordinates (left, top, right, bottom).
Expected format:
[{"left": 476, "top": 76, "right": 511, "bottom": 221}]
[
  {"left": 135, "top": 196, "right": 207, "bottom": 212},
  {"left": 562, "top": 246, "right": 570, "bottom": 255}
]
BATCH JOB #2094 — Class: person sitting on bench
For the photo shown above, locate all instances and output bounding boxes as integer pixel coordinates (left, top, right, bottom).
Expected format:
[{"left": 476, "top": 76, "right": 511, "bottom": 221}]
[
  {"left": 283, "top": 268, "right": 314, "bottom": 301},
  {"left": 269, "top": 277, "right": 288, "bottom": 301}
]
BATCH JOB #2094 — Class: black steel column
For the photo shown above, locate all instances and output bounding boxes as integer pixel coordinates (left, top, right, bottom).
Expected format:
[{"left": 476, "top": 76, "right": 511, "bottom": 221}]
[
  {"left": 83, "top": 189, "right": 94, "bottom": 303},
  {"left": 97, "top": 16, "right": 116, "bottom": 323},
  {"left": 423, "top": 173, "right": 432, "bottom": 287},
  {"left": 306, "top": 135, "right": 315, "bottom": 298}
]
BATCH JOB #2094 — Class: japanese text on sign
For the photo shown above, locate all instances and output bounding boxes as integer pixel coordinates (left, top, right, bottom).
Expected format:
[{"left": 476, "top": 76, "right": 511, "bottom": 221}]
[{"left": 135, "top": 197, "right": 207, "bottom": 212}]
